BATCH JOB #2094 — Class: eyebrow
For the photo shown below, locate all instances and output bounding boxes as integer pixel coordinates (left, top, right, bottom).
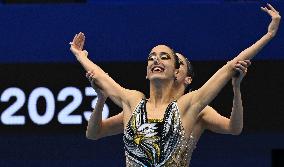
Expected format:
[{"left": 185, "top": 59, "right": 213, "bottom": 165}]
[
  {"left": 149, "top": 52, "right": 155, "bottom": 56},
  {"left": 148, "top": 51, "right": 171, "bottom": 60},
  {"left": 160, "top": 52, "right": 170, "bottom": 56}
]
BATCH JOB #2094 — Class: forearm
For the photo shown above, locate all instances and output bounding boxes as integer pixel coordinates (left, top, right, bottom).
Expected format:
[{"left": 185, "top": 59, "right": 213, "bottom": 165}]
[
  {"left": 193, "top": 33, "right": 273, "bottom": 110},
  {"left": 229, "top": 86, "right": 243, "bottom": 135},
  {"left": 76, "top": 55, "right": 109, "bottom": 89},
  {"left": 192, "top": 63, "right": 235, "bottom": 110},
  {"left": 232, "top": 33, "right": 272, "bottom": 63},
  {"left": 77, "top": 55, "right": 125, "bottom": 107},
  {"left": 76, "top": 55, "right": 105, "bottom": 75},
  {"left": 86, "top": 97, "right": 106, "bottom": 140}
]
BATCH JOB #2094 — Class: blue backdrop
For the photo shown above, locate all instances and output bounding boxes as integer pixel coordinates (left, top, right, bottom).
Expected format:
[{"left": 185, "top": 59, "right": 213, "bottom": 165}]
[{"left": 0, "top": 2, "right": 283, "bottom": 63}]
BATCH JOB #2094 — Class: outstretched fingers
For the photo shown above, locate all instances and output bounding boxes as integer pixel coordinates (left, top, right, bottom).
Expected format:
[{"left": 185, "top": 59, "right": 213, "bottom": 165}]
[
  {"left": 261, "top": 3, "right": 280, "bottom": 18},
  {"left": 267, "top": 3, "right": 278, "bottom": 13},
  {"left": 69, "top": 34, "right": 78, "bottom": 48},
  {"left": 74, "top": 33, "right": 82, "bottom": 49},
  {"left": 77, "top": 32, "right": 86, "bottom": 50},
  {"left": 261, "top": 6, "right": 269, "bottom": 13},
  {"left": 70, "top": 32, "right": 86, "bottom": 51}
]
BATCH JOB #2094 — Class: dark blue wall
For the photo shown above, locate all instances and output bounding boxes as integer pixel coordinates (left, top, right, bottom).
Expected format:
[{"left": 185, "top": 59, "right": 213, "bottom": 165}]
[
  {"left": 0, "top": 2, "right": 283, "bottom": 63},
  {"left": 0, "top": 133, "right": 283, "bottom": 167}
]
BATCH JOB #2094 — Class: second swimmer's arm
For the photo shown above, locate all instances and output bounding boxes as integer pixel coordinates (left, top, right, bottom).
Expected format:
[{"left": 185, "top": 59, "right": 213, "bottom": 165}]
[
  {"left": 86, "top": 99, "right": 124, "bottom": 140},
  {"left": 85, "top": 78, "right": 124, "bottom": 140},
  {"left": 229, "top": 76, "right": 244, "bottom": 134},
  {"left": 201, "top": 61, "right": 248, "bottom": 135},
  {"left": 86, "top": 94, "right": 107, "bottom": 140},
  {"left": 201, "top": 75, "right": 244, "bottom": 135}
]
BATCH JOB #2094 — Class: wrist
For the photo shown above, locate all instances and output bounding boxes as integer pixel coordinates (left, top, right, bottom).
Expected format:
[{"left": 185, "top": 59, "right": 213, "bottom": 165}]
[
  {"left": 233, "top": 85, "right": 241, "bottom": 91},
  {"left": 265, "top": 32, "right": 275, "bottom": 39},
  {"left": 97, "top": 96, "right": 107, "bottom": 102},
  {"left": 76, "top": 54, "right": 84, "bottom": 61}
]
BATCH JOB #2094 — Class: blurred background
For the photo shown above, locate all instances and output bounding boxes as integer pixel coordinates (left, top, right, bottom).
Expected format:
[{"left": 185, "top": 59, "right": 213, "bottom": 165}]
[{"left": 0, "top": 0, "right": 283, "bottom": 166}]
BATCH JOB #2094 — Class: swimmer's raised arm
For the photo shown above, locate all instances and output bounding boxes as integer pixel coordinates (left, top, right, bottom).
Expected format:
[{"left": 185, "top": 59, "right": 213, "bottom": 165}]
[
  {"left": 70, "top": 32, "right": 144, "bottom": 108},
  {"left": 178, "top": 4, "right": 280, "bottom": 130}
]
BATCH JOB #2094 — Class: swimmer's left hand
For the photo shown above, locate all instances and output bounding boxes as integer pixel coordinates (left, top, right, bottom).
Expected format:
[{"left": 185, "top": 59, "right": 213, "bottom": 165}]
[
  {"left": 261, "top": 3, "right": 281, "bottom": 38},
  {"left": 232, "top": 60, "right": 251, "bottom": 87}
]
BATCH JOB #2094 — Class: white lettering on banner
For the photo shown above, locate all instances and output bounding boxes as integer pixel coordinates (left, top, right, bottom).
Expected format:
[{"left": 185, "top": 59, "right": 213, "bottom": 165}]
[
  {"left": 1, "top": 88, "right": 26, "bottom": 125},
  {"left": 28, "top": 87, "right": 55, "bottom": 125},
  {"left": 84, "top": 87, "right": 109, "bottom": 121},
  {"left": 57, "top": 87, "right": 82, "bottom": 124},
  {"left": 0, "top": 87, "right": 110, "bottom": 125}
]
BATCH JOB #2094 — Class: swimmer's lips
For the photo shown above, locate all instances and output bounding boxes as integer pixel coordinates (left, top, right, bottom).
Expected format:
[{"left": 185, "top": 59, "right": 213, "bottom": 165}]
[{"left": 151, "top": 66, "right": 165, "bottom": 73}]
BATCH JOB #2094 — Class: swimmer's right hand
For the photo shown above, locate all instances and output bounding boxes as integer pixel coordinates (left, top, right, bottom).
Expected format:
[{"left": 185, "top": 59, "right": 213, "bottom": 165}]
[{"left": 70, "top": 32, "right": 88, "bottom": 59}]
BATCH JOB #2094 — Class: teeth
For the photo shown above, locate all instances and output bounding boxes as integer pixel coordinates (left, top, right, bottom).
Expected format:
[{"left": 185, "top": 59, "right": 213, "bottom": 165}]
[
  {"left": 152, "top": 67, "right": 163, "bottom": 72},
  {"left": 154, "top": 67, "right": 160, "bottom": 71}
]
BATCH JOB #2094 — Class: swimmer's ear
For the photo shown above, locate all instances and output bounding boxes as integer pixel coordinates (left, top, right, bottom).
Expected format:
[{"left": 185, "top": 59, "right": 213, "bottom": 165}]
[
  {"left": 174, "top": 69, "right": 179, "bottom": 80},
  {"left": 175, "top": 69, "right": 179, "bottom": 75},
  {"left": 184, "top": 76, "right": 192, "bottom": 85}
]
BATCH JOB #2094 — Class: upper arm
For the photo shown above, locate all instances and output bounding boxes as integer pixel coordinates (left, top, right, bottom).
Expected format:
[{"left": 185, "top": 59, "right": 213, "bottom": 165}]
[
  {"left": 101, "top": 112, "right": 124, "bottom": 137},
  {"left": 75, "top": 56, "right": 127, "bottom": 106},
  {"left": 189, "top": 62, "right": 235, "bottom": 110},
  {"left": 94, "top": 72, "right": 145, "bottom": 109},
  {"left": 94, "top": 72, "right": 128, "bottom": 108},
  {"left": 177, "top": 92, "right": 201, "bottom": 132}
]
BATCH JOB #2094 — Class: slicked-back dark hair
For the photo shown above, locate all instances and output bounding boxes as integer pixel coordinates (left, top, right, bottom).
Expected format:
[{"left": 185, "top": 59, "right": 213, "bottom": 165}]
[
  {"left": 170, "top": 48, "right": 180, "bottom": 69},
  {"left": 180, "top": 55, "right": 194, "bottom": 93}
]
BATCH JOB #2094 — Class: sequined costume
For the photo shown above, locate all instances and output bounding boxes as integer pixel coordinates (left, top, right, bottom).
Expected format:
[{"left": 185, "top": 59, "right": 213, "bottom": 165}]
[{"left": 123, "top": 99, "right": 197, "bottom": 167}]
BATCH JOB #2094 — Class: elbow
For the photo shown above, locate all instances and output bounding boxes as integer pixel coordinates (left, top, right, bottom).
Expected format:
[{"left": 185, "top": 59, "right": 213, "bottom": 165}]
[
  {"left": 86, "top": 130, "right": 101, "bottom": 140},
  {"left": 86, "top": 131, "right": 95, "bottom": 140},
  {"left": 230, "top": 127, "right": 243, "bottom": 136}
]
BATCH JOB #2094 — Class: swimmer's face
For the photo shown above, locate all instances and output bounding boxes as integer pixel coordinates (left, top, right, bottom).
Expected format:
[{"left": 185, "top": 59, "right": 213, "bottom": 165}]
[
  {"left": 175, "top": 53, "right": 192, "bottom": 88},
  {"left": 176, "top": 53, "right": 189, "bottom": 82},
  {"left": 146, "top": 45, "right": 178, "bottom": 81}
]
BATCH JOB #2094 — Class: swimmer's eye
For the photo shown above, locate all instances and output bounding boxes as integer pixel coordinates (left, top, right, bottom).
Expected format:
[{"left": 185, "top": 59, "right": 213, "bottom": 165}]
[
  {"left": 160, "top": 53, "right": 170, "bottom": 60},
  {"left": 147, "top": 54, "right": 155, "bottom": 61}
]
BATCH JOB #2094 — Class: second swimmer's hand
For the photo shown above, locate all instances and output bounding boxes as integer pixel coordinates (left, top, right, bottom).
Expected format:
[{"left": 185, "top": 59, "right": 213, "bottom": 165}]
[
  {"left": 232, "top": 60, "right": 251, "bottom": 87},
  {"left": 261, "top": 3, "right": 281, "bottom": 38},
  {"left": 86, "top": 71, "right": 107, "bottom": 101},
  {"left": 70, "top": 32, "right": 89, "bottom": 59}
]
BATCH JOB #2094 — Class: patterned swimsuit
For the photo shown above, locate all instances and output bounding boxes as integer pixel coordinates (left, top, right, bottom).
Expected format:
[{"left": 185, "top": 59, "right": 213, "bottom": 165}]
[{"left": 123, "top": 99, "right": 197, "bottom": 167}]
